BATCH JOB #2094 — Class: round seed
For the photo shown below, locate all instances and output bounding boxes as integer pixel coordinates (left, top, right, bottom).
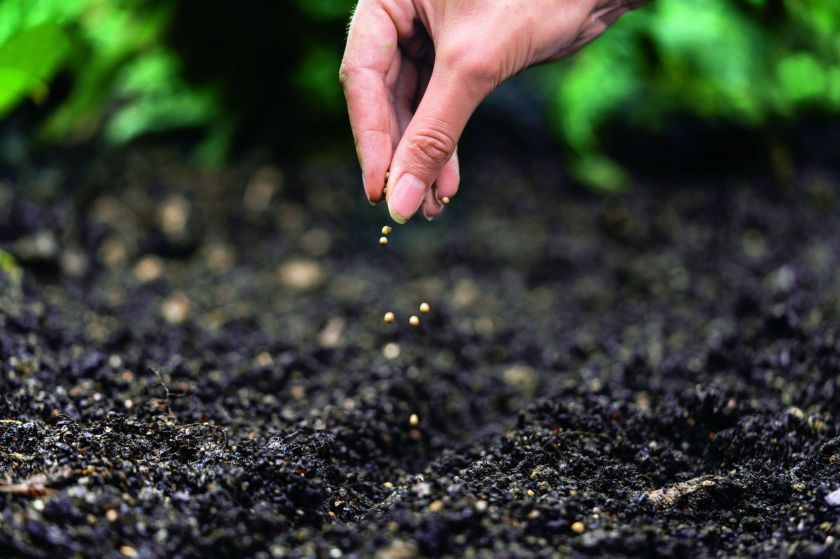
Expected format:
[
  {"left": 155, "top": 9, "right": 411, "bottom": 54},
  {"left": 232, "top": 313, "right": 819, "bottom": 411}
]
[
  {"left": 409, "top": 315, "right": 420, "bottom": 327},
  {"left": 571, "top": 521, "right": 586, "bottom": 534},
  {"left": 383, "top": 312, "right": 395, "bottom": 324},
  {"left": 441, "top": 196, "right": 450, "bottom": 205},
  {"left": 419, "top": 302, "right": 430, "bottom": 314},
  {"left": 409, "top": 413, "right": 419, "bottom": 426},
  {"left": 379, "top": 236, "right": 388, "bottom": 246},
  {"left": 381, "top": 225, "right": 393, "bottom": 235}
]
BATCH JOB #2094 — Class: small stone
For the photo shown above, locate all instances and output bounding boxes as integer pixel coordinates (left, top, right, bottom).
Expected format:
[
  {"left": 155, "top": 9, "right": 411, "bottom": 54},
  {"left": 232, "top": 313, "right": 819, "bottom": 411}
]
[
  {"left": 475, "top": 500, "right": 488, "bottom": 513},
  {"left": 419, "top": 302, "right": 430, "bottom": 314},
  {"left": 826, "top": 488, "right": 840, "bottom": 506},
  {"left": 374, "top": 539, "right": 417, "bottom": 559},
  {"left": 134, "top": 255, "right": 164, "bottom": 283},
  {"left": 409, "top": 414, "right": 419, "bottom": 427},
  {"left": 383, "top": 343, "right": 400, "bottom": 359},
  {"left": 277, "top": 258, "right": 324, "bottom": 291},
  {"left": 571, "top": 521, "right": 586, "bottom": 534},
  {"left": 161, "top": 292, "right": 192, "bottom": 325},
  {"left": 318, "top": 317, "right": 345, "bottom": 348},
  {"left": 160, "top": 195, "right": 190, "bottom": 237},
  {"left": 502, "top": 365, "right": 539, "bottom": 397}
]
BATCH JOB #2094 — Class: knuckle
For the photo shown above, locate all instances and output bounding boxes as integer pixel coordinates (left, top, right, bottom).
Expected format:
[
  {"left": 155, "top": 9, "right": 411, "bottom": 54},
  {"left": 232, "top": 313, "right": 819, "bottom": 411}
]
[
  {"left": 440, "top": 43, "right": 501, "bottom": 86},
  {"left": 338, "top": 61, "right": 353, "bottom": 87},
  {"left": 410, "top": 127, "right": 456, "bottom": 166}
]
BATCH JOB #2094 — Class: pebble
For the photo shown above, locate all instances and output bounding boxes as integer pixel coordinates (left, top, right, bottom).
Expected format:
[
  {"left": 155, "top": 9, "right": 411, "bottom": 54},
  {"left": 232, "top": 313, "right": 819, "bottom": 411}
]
[
  {"left": 373, "top": 539, "right": 417, "bottom": 559},
  {"left": 383, "top": 343, "right": 400, "bottom": 360},
  {"left": 134, "top": 255, "right": 164, "bottom": 283},
  {"left": 161, "top": 292, "right": 192, "bottom": 325},
  {"left": 159, "top": 195, "right": 190, "bottom": 237},
  {"left": 277, "top": 258, "right": 324, "bottom": 291},
  {"left": 826, "top": 488, "right": 840, "bottom": 506},
  {"left": 502, "top": 365, "right": 539, "bottom": 397}
]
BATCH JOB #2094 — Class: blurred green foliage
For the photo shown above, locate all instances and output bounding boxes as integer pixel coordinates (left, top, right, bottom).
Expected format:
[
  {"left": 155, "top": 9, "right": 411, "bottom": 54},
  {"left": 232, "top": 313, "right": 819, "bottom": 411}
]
[
  {"left": 0, "top": 0, "right": 837, "bottom": 186},
  {"left": 546, "top": 0, "right": 840, "bottom": 190}
]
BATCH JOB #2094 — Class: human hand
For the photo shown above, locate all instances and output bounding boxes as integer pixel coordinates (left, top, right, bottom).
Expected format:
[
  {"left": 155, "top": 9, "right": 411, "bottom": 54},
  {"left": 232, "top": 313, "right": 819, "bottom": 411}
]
[{"left": 340, "top": 0, "right": 646, "bottom": 223}]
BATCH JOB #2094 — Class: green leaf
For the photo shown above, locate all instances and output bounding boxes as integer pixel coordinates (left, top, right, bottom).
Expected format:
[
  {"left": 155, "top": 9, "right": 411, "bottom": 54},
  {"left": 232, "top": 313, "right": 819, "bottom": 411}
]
[{"left": 0, "top": 23, "right": 69, "bottom": 116}]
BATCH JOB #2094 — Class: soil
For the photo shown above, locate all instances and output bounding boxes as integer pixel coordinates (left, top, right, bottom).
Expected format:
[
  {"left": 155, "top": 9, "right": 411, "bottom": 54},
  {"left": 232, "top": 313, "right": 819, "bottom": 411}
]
[{"left": 1, "top": 147, "right": 840, "bottom": 558}]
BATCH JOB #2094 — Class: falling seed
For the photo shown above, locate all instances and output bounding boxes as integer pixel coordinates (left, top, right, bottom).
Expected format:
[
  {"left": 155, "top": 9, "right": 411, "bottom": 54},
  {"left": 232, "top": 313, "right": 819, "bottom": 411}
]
[
  {"left": 379, "top": 236, "right": 389, "bottom": 246},
  {"left": 409, "top": 413, "right": 419, "bottom": 426},
  {"left": 384, "top": 312, "right": 395, "bottom": 324},
  {"left": 409, "top": 315, "right": 420, "bottom": 327},
  {"left": 571, "top": 521, "right": 586, "bottom": 534},
  {"left": 419, "top": 302, "right": 430, "bottom": 314},
  {"left": 381, "top": 225, "right": 393, "bottom": 235},
  {"left": 441, "top": 196, "right": 450, "bottom": 205}
]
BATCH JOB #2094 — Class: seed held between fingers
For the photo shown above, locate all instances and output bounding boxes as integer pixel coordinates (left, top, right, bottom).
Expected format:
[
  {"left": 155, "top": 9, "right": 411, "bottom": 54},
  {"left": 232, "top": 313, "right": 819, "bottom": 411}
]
[
  {"left": 379, "top": 236, "right": 388, "bottom": 246},
  {"left": 409, "top": 315, "right": 420, "bottom": 327},
  {"left": 441, "top": 196, "right": 450, "bottom": 205},
  {"left": 384, "top": 312, "right": 395, "bottom": 324},
  {"left": 419, "top": 302, "right": 430, "bottom": 314}
]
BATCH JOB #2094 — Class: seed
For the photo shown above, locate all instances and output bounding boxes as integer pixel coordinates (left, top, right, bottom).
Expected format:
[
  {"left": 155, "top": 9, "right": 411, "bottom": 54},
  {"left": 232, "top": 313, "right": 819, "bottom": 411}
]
[
  {"left": 381, "top": 225, "right": 392, "bottom": 235},
  {"left": 428, "top": 500, "right": 444, "bottom": 512},
  {"left": 379, "top": 236, "right": 388, "bottom": 246},
  {"left": 384, "top": 312, "right": 395, "bottom": 324},
  {"left": 409, "top": 413, "right": 419, "bottom": 426},
  {"left": 409, "top": 315, "right": 420, "bottom": 327},
  {"left": 419, "top": 302, "right": 430, "bottom": 314},
  {"left": 441, "top": 196, "right": 450, "bottom": 205},
  {"left": 571, "top": 521, "right": 586, "bottom": 534}
]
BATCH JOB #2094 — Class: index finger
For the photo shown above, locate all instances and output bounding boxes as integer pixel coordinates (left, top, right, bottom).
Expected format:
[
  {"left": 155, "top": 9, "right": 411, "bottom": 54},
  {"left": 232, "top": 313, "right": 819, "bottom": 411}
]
[{"left": 339, "top": 1, "right": 398, "bottom": 203}]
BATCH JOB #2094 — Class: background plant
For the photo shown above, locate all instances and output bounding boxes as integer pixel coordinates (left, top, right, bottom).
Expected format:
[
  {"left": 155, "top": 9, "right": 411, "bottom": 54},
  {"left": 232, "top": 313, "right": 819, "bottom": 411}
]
[{"left": 0, "top": 0, "right": 837, "bottom": 187}]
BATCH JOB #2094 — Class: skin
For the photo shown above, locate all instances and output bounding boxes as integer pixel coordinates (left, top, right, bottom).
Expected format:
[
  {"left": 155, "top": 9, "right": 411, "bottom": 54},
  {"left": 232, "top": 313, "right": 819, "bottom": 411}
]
[{"left": 340, "top": 0, "right": 648, "bottom": 224}]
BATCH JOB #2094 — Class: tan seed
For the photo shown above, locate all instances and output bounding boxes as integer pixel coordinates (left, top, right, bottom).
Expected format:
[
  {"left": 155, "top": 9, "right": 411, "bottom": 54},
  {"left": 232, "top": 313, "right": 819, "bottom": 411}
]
[
  {"left": 441, "top": 196, "right": 450, "bottom": 205},
  {"left": 379, "top": 236, "right": 388, "bottom": 246},
  {"left": 409, "top": 413, "right": 419, "bottom": 426},
  {"left": 419, "top": 302, "right": 430, "bottom": 314},
  {"left": 428, "top": 500, "right": 444, "bottom": 512},
  {"left": 409, "top": 315, "right": 420, "bottom": 327},
  {"left": 120, "top": 546, "right": 139, "bottom": 558},
  {"left": 381, "top": 225, "right": 393, "bottom": 235},
  {"left": 571, "top": 521, "right": 586, "bottom": 534},
  {"left": 384, "top": 312, "right": 395, "bottom": 324}
]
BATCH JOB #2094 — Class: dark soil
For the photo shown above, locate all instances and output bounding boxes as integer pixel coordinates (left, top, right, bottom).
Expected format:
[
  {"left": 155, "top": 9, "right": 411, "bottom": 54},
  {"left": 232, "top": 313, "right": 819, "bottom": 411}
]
[{"left": 2, "top": 147, "right": 840, "bottom": 558}]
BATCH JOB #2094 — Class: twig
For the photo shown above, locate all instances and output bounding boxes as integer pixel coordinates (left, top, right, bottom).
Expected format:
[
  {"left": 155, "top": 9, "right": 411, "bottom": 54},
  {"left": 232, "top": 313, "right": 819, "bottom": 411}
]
[{"left": 150, "top": 367, "right": 176, "bottom": 420}]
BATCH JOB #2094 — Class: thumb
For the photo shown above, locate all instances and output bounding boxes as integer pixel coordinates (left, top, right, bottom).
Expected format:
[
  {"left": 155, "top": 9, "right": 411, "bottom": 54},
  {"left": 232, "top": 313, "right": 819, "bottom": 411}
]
[{"left": 386, "top": 64, "right": 489, "bottom": 223}]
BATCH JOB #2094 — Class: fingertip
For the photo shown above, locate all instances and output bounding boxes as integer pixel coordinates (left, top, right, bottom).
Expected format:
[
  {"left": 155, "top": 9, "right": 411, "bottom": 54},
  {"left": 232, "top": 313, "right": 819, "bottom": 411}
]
[
  {"left": 422, "top": 187, "right": 444, "bottom": 220},
  {"left": 388, "top": 172, "right": 427, "bottom": 223}
]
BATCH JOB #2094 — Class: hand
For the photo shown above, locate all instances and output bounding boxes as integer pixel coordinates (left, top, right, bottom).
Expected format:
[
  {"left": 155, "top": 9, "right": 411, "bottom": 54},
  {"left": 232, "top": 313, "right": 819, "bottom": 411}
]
[{"left": 340, "top": 0, "right": 645, "bottom": 223}]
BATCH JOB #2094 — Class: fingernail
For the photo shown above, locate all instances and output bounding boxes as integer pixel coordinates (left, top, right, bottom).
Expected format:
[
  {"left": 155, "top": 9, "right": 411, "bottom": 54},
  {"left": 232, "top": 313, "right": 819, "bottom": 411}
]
[{"left": 388, "top": 173, "right": 426, "bottom": 223}]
